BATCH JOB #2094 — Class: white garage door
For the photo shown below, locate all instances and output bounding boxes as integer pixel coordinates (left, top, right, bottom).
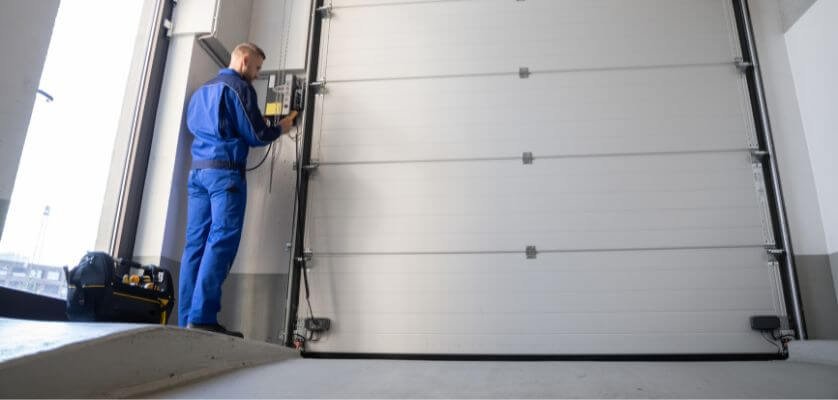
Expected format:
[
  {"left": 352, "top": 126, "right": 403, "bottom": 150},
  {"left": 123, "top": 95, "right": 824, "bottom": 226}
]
[{"left": 299, "top": 0, "right": 787, "bottom": 355}]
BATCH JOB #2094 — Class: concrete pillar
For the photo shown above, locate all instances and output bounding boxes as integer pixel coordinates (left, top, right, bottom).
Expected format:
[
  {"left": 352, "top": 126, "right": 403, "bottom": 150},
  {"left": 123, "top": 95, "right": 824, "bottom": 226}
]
[{"left": 0, "top": 1, "right": 60, "bottom": 241}]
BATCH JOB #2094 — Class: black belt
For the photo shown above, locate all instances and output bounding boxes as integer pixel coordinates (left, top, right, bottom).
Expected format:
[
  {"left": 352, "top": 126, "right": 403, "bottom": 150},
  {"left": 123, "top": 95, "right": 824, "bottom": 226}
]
[{"left": 191, "top": 159, "right": 246, "bottom": 174}]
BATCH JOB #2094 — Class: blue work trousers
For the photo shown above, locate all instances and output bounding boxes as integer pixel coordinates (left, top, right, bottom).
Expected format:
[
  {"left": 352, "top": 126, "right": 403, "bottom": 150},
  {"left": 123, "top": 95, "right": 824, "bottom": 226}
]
[{"left": 178, "top": 168, "right": 246, "bottom": 326}]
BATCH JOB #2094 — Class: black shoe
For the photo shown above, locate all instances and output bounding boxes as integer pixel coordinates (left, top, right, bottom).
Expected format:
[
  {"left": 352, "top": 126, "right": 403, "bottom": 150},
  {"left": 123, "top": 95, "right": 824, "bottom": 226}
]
[{"left": 187, "top": 322, "right": 244, "bottom": 338}]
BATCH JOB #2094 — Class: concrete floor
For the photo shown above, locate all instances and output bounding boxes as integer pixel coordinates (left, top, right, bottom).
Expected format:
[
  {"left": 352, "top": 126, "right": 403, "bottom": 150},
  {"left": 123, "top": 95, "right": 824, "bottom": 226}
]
[{"left": 152, "top": 357, "right": 838, "bottom": 399}]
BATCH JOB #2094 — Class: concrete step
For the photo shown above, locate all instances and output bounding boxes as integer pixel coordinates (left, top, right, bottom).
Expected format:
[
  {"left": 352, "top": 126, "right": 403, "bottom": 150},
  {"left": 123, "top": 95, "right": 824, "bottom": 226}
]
[{"left": 0, "top": 318, "right": 298, "bottom": 398}]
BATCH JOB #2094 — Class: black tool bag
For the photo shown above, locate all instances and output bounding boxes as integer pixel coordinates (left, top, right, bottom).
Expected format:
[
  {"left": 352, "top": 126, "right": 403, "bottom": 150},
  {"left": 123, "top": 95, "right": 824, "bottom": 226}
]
[{"left": 66, "top": 252, "right": 175, "bottom": 324}]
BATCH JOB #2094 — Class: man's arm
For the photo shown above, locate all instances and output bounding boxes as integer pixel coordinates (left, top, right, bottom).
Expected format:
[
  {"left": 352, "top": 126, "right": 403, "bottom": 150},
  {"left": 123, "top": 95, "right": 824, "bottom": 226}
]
[{"left": 226, "top": 86, "right": 287, "bottom": 147}]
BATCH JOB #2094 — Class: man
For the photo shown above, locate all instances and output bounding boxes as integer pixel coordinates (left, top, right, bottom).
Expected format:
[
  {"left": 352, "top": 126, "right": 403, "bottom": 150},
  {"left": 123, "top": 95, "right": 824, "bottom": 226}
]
[{"left": 179, "top": 42, "right": 297, "bottom": 337}]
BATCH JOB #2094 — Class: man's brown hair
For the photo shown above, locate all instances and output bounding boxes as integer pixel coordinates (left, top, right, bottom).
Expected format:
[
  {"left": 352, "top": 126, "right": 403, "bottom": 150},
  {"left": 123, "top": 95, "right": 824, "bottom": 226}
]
[{"left": 232, "top": 42, "right": 266, "bottom": 60}]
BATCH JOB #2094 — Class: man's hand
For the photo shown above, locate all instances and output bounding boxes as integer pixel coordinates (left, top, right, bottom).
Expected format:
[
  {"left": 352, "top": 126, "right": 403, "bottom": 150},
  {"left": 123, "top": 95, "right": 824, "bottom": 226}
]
[{"left": 279, "top": 111, "right": 298, "bottom": 132}]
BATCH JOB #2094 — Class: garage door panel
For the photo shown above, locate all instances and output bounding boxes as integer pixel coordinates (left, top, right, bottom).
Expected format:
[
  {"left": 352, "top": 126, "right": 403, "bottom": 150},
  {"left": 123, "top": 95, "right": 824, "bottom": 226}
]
[
  {"left": 301, "top": 248, "right": 782, "bottom": 355},
  {"left": 307, "top": 248, "right": 771, "bottom": 274},
  {"left": 311, "top": 189, "right": 761, "bottom": 219},
  {"left": 312, "top": 171, "right": 751, "bottom": 199},
  {"left": 322, "top": 0, "right": 739, "bottom": 81},
  {"left": 315, "top": 311, "right": 771, "bottom": 335},
  {"left": 306, "top": 154, "right": 766, "bottom": 253},
  {"left": 305, "top": 153, "right": 768, "bottom": 253},
  {"left": 309, "top": 228, "right": 764, "bottom": 254},
  {"left": 308, "top": 156, "right": 758, "bottom": 217},
  {"left": 314, "top": 66, "right": 755, "bottom": 163},
  {"left": 310, "top": 288, "right": 774, "bottom": 315},
  {"left": 307, "top": 268, "right": 771, "bottom": 295},
  {"left": 313, "top": 208, "right": 762, "bottom": 238}
]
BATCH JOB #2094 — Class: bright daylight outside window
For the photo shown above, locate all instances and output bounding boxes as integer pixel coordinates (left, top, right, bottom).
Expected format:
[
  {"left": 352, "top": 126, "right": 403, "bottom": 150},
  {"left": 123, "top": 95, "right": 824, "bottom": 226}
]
[{"left": 0, "top": 0, "right": 145, "bottom": 298}]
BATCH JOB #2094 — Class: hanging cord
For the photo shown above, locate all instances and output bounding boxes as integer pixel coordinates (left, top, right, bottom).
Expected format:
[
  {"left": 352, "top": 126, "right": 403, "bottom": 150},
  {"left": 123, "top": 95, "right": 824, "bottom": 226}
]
[{"left": 246, "top": 143, "right": 272, "bottom": 172}]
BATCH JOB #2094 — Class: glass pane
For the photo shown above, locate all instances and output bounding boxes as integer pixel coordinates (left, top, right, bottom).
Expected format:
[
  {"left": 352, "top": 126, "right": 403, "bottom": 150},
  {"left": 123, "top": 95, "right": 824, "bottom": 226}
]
[{"left": 0, "top": 0, "right": 146, "bottom": 299}]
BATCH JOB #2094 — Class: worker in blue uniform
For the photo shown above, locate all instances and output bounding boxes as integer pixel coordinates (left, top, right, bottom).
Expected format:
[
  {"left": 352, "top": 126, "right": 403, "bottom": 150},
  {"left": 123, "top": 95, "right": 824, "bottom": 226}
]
[{"left": 179, "top": 42, "right": 297, "bottom": 337}]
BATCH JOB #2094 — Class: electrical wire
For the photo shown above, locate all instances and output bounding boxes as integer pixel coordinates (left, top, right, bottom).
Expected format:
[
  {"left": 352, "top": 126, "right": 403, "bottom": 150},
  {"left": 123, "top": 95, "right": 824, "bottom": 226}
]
[
  {"left": 760, "top": 330, "right": 783, "bottom": 353},
  {"left": 246, "top": 118, "right": 302, "bottom": 172},
  {"left": 246, "top": 142, "right": 273, "bottom": 172}
]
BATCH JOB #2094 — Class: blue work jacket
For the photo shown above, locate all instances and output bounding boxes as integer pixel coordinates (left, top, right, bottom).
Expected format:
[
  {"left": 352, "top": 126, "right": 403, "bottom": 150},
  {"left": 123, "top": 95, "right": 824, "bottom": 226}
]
[{"left": 186, "top": 68, "right": 282, "bottom": 170}]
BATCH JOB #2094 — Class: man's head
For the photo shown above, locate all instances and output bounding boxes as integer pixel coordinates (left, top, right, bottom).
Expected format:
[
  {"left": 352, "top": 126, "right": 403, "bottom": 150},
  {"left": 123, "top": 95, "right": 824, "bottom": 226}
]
[{"left": 229, "top": 42, "right": 266, "bottom": 82}]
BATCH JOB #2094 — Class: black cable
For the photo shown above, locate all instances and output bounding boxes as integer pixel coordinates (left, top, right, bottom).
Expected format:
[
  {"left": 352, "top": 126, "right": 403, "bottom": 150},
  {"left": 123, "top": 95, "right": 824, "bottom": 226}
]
[
  {"left": 246, "top": 123, "right": 299, "bottom": 172},
  {"left": 245, "top": 142, "right": 272, "bottom": 172}
]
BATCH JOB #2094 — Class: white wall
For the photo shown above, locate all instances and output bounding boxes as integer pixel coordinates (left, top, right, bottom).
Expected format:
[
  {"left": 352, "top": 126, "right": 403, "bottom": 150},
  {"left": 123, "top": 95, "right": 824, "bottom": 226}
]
[
  {"left": 785, "top": 0, "right": 838, "bottom": 255},
  {"left": 171, "top": 0, "right": 253, "bottom": 49},
  {"left": 785, "top": 0, "right": 838, "bottom": 298},
  {"left": 779, "top": 0, "right": 818, "bottom": 31},
  {"left": 749, "top": 0, "right": 827, "bottom": 256},
  {"left": 0, "top": 1, "right": 60, "bottom": 239},
  {"left": 229, "top": 0, "right": 314, "bottom": 276},
  {"left": 249, "top": 0, "right": 311, "bottom": 71},
  {"left": 751, "top": 0, "right": 838, "bottom": 337}
]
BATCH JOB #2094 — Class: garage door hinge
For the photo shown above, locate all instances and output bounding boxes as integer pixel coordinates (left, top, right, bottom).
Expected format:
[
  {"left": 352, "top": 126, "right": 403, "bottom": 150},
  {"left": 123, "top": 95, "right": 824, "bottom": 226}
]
[
  {"left": 766, "top": 247, "right": 785, "bottom": 257},
  {"left": 735, "top": 58, "right": 753, "bottom": 73},
  {"left": 296, "top": 250, "right": 314, "bottom": 263},
  {"left": 316, "top": 4, "right": 333, "bottom": 18},
  {"left": 526, "top": 245, "right": 538, "bottom": 259},
  {"left": 162, "top": 19, "right": 174, "bottom": 37},
  {"left": 310, "top": 81, "right": 327, "bottom": 94},
  {"left": 750, "top": 149, "right": 768, "bottom": 162},
  {"left": 304, "top": 160, "right": 320, "bottom": 171},
  {"left": 293, "top": 159, "right": 320, "bottom": 171}
]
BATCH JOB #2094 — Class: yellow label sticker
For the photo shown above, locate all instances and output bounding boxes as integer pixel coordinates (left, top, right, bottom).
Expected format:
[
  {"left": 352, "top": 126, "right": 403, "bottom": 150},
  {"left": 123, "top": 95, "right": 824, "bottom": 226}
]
[{"left": 265, "top": 102, "right": 282, "bottom": 116}]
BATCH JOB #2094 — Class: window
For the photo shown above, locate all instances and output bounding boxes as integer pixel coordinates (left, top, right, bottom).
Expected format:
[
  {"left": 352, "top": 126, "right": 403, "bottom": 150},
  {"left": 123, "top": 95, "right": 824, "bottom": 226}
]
[{"left": 0, "top": 0, "right": 146, "bottom": 298}]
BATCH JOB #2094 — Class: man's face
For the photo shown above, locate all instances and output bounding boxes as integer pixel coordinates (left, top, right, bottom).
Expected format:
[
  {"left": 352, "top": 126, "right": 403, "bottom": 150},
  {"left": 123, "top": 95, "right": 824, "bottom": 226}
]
[{"left": 243, "top": 55, "right": 263, "bottom": 82}]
